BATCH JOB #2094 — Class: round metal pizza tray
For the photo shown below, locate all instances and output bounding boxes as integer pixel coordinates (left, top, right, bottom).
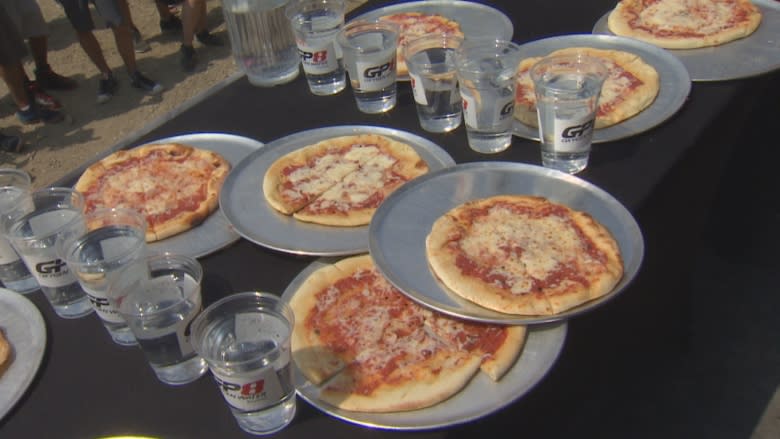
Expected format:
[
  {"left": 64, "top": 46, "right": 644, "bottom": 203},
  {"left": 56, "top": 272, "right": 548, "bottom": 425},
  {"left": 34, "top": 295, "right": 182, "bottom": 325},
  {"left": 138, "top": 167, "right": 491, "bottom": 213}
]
[
  {"left": 512, "top": 34, "right": 691, "bottom": 144},
  {"left": 352, "top": 0, "right": 514, "bottom": 81},
  {"left": 281, "top": 258, "right": 567, "bottom": 430},
  {"left": 592, "top": 4, "right": 780, "bottom": 81},
  {"left": 140, "top": 133, "right": 264, "bottom": 258},
  {"left": 220, "top": 126, "right": 455, "bottom": 256},
  {"left": 368, "top": 162, "right": 644, "bottom": 325}
]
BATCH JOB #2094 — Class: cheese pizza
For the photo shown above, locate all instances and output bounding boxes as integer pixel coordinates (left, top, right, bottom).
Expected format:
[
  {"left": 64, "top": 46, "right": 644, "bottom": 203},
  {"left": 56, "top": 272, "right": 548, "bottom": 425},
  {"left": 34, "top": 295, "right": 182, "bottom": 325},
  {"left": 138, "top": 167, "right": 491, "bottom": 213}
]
[
  {"left": 74, "top": 143, "right": 231, "bottom": 242},
  {"left": 0, "top": 328, "right": 11, "bottom": 377},
  {"left": 426, "top": 195, "right": 624, "bottom": 316},
  {"left": 263, "top": 134, "right": 429, "bottom": 227},
  {"left": 515, "top": 47, "right": 660, "bottom": 129},
  {"left": 378, "top": 12, "right": 464, "bottom": 77},
  {"left": 607, "top": 0, "right": 762, "bottom": 49},
  {"left": 289, "top": 254, "right": 526, "bottom": 412}
]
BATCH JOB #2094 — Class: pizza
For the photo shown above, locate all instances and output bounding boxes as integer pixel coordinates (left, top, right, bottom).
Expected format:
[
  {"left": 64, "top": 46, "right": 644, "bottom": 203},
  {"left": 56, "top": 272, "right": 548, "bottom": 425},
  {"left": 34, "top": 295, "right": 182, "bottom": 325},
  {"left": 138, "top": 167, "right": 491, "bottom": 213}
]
[
  {"left": 378, "top": 12, "right": 464, "bottom": 77},
  {"left": 607, "top": 0, "right": 762, "bottom": 49},
  {"left": 74, "top": 143, "right": 231, "bottom": 242},
  {"left": 0, "top": 328, "right": 10, "bottom": 376},
  {"left": 514, "top": 47, "right": 660, "bottom": 129},
  {"left": 426, "top": 195, "right": 624, "bottom": 316},
  {"left": 263, "top": 134, "right": 428, "bottom": 227},
  {"left": 289, "top": 254, "right": 527, "bottom": 412}
]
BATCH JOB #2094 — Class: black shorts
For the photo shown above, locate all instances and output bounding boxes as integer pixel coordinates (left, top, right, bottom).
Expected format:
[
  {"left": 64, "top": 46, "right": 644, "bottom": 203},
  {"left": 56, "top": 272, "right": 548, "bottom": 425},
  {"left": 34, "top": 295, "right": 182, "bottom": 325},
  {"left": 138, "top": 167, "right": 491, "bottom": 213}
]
[{"left": 57, "top": 0, "right": 125, "bottom": 32}]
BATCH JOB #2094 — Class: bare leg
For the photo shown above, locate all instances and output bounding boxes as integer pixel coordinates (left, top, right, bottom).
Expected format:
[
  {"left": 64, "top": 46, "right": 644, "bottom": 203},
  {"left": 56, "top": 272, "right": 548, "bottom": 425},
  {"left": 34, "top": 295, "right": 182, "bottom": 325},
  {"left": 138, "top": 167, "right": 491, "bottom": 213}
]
[
  {"left": 156, "top": 0, "right": 174, "bottom": 21},
  {"left": 181, "top": 0, "right": 200, "bottom": 47},
  {"left": 112, "top": 24, "right": 138, "bottom": 73},
  {"left": 27, "top": 35, "right": 48, "bottom": 71},
  {"left": 0, "top": 62, "right": 31, "bottom": 109},
  {"left": 75, "top": 30, "right": 112, "bottom": 77}
]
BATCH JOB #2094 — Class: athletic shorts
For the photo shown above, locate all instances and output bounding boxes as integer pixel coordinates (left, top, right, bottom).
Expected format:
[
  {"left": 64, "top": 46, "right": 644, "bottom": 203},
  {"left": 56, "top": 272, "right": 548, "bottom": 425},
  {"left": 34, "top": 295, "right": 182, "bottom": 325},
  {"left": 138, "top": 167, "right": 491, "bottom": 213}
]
[
  {"left": 0, "top": 5, "right": 28, "bottom": 65},
  {"left": 3, "top": 0, "right": 49, "bottom": 39},
  {"left": 56, "top": 0, "right": 125, "bottom": 32}
]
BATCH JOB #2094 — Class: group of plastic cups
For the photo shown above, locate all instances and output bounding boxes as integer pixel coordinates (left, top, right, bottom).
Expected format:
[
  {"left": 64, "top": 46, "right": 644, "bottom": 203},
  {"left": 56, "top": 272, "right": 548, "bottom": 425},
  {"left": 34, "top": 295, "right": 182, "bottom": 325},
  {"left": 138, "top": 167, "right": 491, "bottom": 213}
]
[
  {"left": 276, "top": 0, "right": 609, "bottom": 173},
  {"left": 0, "top": 168, "right": 298, "bottom": 435}
]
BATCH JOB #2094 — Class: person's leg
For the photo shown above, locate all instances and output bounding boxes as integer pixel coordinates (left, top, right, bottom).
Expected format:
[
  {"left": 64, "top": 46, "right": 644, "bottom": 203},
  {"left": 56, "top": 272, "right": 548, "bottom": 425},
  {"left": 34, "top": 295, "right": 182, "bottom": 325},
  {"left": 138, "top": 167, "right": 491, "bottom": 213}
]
[
  {"left": 27, "top": 35, "right": 79, "bottom": 90},
  {"left": 0, "top": 61, "right": 63, "bottom": 123},
  {"left": 194, "top": 0, "right": 221, "bottom": 45}
]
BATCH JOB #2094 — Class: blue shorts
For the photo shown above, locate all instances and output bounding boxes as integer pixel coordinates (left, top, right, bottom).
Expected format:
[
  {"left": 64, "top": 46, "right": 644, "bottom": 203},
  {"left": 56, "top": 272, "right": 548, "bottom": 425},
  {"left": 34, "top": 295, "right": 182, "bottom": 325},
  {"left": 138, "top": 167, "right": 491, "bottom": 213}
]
[{"left": 57, "top": 0, "right": 125, "bottom": 32}]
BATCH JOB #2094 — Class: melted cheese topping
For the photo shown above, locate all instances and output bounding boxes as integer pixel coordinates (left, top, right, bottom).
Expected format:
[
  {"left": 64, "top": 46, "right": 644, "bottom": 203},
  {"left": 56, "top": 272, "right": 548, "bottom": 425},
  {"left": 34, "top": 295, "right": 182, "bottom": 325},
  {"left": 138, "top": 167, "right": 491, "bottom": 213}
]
[{"left": 639, "top": 0, "right": 737, "bottom": 35}]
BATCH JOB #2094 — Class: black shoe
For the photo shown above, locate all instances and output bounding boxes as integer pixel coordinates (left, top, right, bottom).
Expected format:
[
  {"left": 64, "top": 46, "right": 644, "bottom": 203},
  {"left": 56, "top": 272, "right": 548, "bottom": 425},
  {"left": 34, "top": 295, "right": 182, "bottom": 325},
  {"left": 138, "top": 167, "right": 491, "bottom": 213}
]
[
  {"left": 180, "top": 45, "right": 197, "bottom": 72},
  {"left": 34, "top": 64, "right": 78, "bottom": 91},
  {"left": 196, "top": 30, "right": 224, "bottom": 46},
  {"left": 160, "top": 15, "right": 183, "bottom": 33},
  {"left": 16, "top": 104, "right": 65, "bottom": 124},
  {"left": 97, "top": 74, "right": 118, "bottom": 104},
  {"left": 130, "top": 71, "right": 164, "bottom": 94},
  {"left": 0, "top": 133, "right": 22, "bottom": 152}
]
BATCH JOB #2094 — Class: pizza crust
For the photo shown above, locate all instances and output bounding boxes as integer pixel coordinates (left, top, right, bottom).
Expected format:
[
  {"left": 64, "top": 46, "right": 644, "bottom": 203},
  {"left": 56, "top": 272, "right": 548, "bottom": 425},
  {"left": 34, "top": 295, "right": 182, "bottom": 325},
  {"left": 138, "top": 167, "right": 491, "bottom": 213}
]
[
  {"left": 607, "top": 0, "right": 762, "bottom": 50},
  {"left": 0, "top": 328, "right": 11, "bottom": 377},
  {"left": 378, "top": 12, "right": 464, "bottom": 77},
  {"left": 514, "top": 47, "right": 660, "bottom": 129}
]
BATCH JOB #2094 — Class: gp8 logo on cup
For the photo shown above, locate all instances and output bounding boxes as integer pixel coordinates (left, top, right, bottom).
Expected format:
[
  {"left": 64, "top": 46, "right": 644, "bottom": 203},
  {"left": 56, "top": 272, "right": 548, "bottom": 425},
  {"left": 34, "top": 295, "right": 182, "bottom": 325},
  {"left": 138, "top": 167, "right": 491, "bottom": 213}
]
[
  {"left": 298, "top": 42, "right": 338, "bottom": 75},
  {"left": 356, "top": 57, "right": 395, "bottom": 91},
  {"left": 213, "top": 369, "right": 286, "bottom": 411}
]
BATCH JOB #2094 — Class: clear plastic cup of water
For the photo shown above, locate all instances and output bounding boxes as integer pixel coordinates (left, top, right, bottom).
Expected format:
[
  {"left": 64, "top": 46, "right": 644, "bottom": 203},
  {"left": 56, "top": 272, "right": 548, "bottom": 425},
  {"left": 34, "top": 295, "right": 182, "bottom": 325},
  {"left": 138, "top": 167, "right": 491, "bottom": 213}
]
[
  {"left": 455, "top": 39, "right": 523, "bottom": 153},
  {"left": 402, "top": 33, "right": 464, "bottom": 133},
  {"left": 337, "top": 20, "right": 400, "bottom": 113},
  {"left": 117, "top": 253, "right": 208, "bottom": 385},
  {"left": 0, "top": 169, "right": 38, "bottom": 294},
  {"left": 286, "top": 0, "right": 347, "bottom": 95},
  {"left": 191, "top": 292, "right": 296, "bottom": 435},
  {"left": 61, "top": 207, "right": 148, "bottom": 346},
  {"left": 530, "top": 53, "right": 608, "bottom": 174},
  {"left": 6, "top": 187, "right": 93, "bottom": 319}
]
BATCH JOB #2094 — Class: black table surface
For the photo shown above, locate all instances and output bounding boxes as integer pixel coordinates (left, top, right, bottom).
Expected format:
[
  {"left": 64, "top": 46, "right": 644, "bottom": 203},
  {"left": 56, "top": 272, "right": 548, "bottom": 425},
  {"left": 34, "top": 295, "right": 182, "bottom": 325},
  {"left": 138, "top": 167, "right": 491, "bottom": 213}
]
[{"left": 2, "top": 1, "right": 779, "bottom": 437}]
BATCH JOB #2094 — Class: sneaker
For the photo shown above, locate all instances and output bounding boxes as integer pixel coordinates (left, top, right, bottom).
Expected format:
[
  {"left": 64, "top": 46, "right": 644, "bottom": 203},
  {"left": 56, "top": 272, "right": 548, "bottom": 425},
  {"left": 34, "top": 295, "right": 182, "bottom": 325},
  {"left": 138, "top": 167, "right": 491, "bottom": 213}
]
[
  {"left": 26, "top": 81, "right": 62, "bottom": 110},
  {"left": 133, "top": 27, "right": 151, "bottom": 53},
  {"left": 160, "top": 15, "right": 183, "bottom": 33},
  {"left": 0, "top": 133, "right": 22, "bottom": 152},
  {"left": 34, "top": 65, "right": 78, "bottom": 91},
  {"left": 130, "top": 71, "right": 164, "bottom": 94},
  {"left": 97, "top": 74, "right": 118, "bottom": 104},
  {"left": 16, "top": 105, "right": 65, "bottom": 124},
  {"left": 195, "top": 30, "right": 224, "bottom": 46},
  {"left": 180, "top": 45, "right": 197, "bottom": 72}
]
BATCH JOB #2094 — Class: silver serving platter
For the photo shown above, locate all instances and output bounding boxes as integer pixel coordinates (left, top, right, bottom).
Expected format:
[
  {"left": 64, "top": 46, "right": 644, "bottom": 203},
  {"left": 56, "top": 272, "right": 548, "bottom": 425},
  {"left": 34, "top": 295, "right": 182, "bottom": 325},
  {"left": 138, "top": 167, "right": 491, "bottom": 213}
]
[
  {"left": 0, "top": 288, "right": 46, "bottom": 422},
  {"left": 593, "top": 4, "right": 780, "bottom": 81},
  {"left": 369, "top": 162, "right": 644, "bottom": 325},
  {"left": 353, "top": 0, "right": 514, "bottom": 80},
  {"left": 144, "top": 133, "right": 264, "bottom": 258},
  {"left": 512, "top": 34, "right": 691, "bottom": 144},
  {"left": 220, "top": 126, "right": 455, "bottom": 256},
  {"left": 281, "top": 258, "right": 567, "bottom": 430}
]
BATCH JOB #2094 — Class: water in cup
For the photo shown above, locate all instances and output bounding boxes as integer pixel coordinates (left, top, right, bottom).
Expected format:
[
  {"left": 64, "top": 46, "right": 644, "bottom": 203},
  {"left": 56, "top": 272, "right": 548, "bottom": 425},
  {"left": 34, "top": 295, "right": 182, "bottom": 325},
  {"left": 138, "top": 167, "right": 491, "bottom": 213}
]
[
  {"left": 287, "top": 0, "right": 346, "bottom": 95},
  {"left": 405, "top": 42, "right": 463, "bottom": 133},
  {"left": 455, "top": 40, "right": 523, "bottom": 153},
  {"left": 337, "top": 21, "right": 399, "bottom": 113},
  {"left": 65, "top": 223, "right": 147, "bottom": 346},
  {"left": 223, "top": 0, "right": 301, "bottom": 87},
  {"left": 531, "top": 54, "right": 608, "bottom": 174},
  {"left": 0, "top": 178, "right": 38, "bottom": 294},
  {"left": 118, "top": 255, "right": 207, "bottom": 385},
  {"left": 192, "top": 292, "right": 296, "bottom": 435}
]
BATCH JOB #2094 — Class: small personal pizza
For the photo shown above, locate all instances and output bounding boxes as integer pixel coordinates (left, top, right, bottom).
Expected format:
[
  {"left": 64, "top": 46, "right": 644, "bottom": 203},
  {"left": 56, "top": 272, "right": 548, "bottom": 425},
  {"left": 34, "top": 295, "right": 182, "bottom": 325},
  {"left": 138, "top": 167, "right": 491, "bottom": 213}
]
[
  {"left": 289, "top": 254, "right": 527, "bottom": 413},
  {"left": 607, "top": 0, "right": 762, "bottom": 49},
  {"left": 75, "top": 143, "right": 231, "bottom": 242},
  {"left": 263, "top": 134, "right": 428, "bottom": 227},
  {"left": 514, "top": 47, "right": 660, "bottom": 129},
  {"left": 378, "top": 12, "right": 464, "bottom": 77},
  {"left": 426, "top": 195, "right": 624, "bottom": 316}
]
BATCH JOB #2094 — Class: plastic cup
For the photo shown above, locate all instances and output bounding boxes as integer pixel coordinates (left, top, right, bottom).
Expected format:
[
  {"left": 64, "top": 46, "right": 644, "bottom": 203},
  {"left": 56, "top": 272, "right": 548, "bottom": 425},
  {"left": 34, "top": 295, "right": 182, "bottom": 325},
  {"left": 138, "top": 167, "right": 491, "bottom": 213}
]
[
  {"left": 191, "top": 292, "right": 296, "bottom": 436},
  {"left": 402, "top": 33, "right": 464, "bottom": 133},
  {"left": 286, "top": 0, "right": 347, "bottom": 95},
  {"left": 0, "top": 169, "right": 38, "bottom": 294},
  {"left": 337, "top": 20, "right": 400, "bottom": 113},
  {"left": 455, "top": 39, "right": 523, "bottom": 153},
  {"left": 116, "top": 253, "right": 208, "bottom": 385},
  {"left": 531, "top": 53, "right": 608, "bottom": 174},
  {"left": 61, "top": 208, "right": 148, "bottom": 346},
  {"left": 6, "top": 188, "right": 93, "bottom": 319}
]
